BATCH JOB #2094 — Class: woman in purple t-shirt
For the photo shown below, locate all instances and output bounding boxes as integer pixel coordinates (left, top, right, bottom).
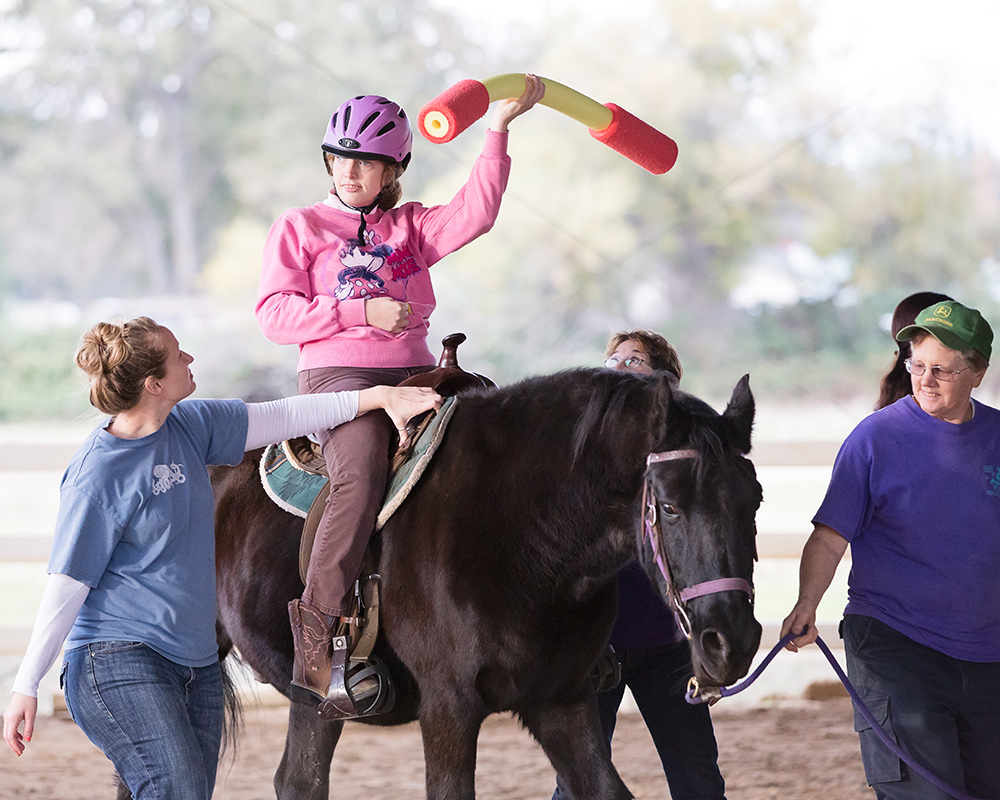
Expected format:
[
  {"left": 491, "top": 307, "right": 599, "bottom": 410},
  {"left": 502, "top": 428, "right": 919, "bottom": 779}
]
[{"left": 781, "top": 299, "right": 1000, "bottom": 800}]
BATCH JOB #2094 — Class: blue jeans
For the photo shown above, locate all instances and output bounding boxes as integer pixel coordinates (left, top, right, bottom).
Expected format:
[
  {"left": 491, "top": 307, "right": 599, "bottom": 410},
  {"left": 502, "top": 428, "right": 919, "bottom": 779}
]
[
  {"left": 62, "top": 642, "right": 224, "bottom": 800},
  {"left": 843, "top": 614, "right": 1000, "bottom": 800},
  {"left": 554, "top": 640, "right": 726, "bottom": 800}
]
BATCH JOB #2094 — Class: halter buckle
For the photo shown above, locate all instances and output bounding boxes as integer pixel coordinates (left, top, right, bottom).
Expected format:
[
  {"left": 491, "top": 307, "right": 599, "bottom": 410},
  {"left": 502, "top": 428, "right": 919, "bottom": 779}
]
[{"left": 686, "top": 676, "right": 722, "bottom": 706}]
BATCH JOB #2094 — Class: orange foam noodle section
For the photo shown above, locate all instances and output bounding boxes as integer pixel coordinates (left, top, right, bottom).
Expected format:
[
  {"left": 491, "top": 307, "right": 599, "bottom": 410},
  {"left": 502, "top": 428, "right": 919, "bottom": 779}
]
[
  {"left": 418, "top": 80, "right": 491, "bottom": 143},
  {"left": 589, "top": 103, "right": 678, "bottom": 175}
]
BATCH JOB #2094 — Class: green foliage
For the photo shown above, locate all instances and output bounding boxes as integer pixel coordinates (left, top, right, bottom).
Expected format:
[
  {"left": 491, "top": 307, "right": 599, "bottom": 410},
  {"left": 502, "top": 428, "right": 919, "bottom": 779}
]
[{"left": 0, "top": 325, "right": 91, "bottom": 421}]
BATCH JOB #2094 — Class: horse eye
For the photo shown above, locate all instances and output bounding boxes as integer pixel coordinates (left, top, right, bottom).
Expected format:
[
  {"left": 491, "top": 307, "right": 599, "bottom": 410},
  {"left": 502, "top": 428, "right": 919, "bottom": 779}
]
[{"left": 660, "top": 503, "right": 681, "bottom": 521}]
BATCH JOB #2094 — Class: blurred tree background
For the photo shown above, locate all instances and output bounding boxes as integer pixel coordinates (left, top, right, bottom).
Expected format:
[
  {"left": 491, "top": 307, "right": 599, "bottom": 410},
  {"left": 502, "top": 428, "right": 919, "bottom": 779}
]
[{"left": 2, "top": 0, "right": 999, "bottom": 422}]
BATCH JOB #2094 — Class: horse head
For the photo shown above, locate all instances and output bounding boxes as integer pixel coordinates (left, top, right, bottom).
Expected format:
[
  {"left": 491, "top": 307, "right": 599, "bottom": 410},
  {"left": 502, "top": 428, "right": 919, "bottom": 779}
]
[{"left": 642, "top": 373, "right": 763, "bottom": 688}]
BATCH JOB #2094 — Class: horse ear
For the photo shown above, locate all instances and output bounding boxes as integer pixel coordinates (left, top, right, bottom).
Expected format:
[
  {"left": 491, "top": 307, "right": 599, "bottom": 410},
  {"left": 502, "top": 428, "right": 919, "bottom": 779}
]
[
  {"left": 722, "top": 374, "right": 755, "bottom": 455},
  {"left": 649, "top": 372, "right": 676, "bottom": 442}
]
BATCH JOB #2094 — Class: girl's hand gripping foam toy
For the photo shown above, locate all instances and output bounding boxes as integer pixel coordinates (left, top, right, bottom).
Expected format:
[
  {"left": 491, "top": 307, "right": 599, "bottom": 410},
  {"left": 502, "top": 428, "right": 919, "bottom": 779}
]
[{"left": 418, "top": 73, "right": 678, "bottom": 175}]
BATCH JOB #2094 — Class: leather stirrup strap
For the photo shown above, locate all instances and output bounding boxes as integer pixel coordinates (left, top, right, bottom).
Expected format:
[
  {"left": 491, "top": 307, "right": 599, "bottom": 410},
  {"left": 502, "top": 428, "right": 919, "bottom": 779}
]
[
  {"left": 351, "top": 578, "right": 380, "bottom": 663},
  {"left": 298, "top": 482, "right": 329, "bottom": 585}
]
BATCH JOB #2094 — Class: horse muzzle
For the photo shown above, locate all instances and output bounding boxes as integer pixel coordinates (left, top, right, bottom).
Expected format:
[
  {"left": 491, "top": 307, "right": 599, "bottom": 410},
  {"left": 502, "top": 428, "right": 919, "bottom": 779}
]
[{"left": 689, "top": 608, "right": 762, "bottom": 687}]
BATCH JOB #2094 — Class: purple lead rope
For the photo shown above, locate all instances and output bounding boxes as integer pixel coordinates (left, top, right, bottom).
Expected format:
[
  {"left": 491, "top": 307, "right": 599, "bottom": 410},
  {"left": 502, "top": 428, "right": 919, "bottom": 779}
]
[{"left": 685, "top": 632, "right": 997, "bottom": 800}]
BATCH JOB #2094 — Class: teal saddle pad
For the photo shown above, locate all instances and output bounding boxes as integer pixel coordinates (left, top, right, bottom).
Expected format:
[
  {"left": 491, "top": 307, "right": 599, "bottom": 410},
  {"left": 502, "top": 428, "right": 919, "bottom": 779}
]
[
  {"left": 259, "top": 395, "right": 459, "bottom": 526},
  {"left": 259, "top": 442, "right": 325, "bottom": 519}
]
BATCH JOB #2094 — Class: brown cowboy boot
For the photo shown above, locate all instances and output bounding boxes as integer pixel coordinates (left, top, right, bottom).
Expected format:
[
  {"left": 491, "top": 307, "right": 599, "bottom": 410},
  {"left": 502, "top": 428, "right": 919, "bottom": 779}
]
[
  {"left": 289, "top": 598, "right": 390, "bottom": 717},
  {"left": 288, "top": 598, "right": 335, "bottom": 699}
]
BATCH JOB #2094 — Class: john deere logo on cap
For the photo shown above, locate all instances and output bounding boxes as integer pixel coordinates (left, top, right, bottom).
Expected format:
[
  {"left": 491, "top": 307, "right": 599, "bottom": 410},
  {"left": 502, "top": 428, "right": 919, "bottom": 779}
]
[{"left": 919, "top": 304, "right": 955, "bottom": 330}]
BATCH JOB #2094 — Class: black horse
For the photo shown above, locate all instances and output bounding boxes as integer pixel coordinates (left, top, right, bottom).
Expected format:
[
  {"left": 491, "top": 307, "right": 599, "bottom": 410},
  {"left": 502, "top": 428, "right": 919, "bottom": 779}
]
[{"left": 209, "top": 367, "right": 763, "bottom": 800}]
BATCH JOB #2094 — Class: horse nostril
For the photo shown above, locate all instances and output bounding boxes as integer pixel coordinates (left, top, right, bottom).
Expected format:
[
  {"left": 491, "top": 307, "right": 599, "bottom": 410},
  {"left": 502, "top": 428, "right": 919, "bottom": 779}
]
[{"left": 699, "top": 629, "right": 729, "bottom": 664}]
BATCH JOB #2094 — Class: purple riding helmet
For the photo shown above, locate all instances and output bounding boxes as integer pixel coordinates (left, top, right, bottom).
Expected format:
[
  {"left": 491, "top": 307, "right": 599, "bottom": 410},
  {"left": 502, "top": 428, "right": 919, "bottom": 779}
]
[{"left": 322, "top": 95, "right": 413, "bottom": 170}]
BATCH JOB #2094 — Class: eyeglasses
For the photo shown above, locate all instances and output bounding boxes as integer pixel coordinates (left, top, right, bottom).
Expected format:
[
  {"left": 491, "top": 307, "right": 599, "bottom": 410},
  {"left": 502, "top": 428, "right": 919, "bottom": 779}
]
[
  {"left": 904, "top": 359, "right": 972, "bottom": 382},
  {"left": 605, "top": 355, "right": 648, "bottom": 370}
]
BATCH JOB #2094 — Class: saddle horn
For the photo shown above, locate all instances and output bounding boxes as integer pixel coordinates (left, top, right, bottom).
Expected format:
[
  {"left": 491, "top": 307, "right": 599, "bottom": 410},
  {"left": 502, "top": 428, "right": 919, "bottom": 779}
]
[{"left": 399, "top": 333, "right": 496, "bottom": 396}]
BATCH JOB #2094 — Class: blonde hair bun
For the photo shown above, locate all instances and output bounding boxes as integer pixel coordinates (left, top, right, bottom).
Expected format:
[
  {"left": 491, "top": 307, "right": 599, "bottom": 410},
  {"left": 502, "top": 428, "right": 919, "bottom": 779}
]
[{"left": 74, "top": 317, "right": 165, "bottom": 415}]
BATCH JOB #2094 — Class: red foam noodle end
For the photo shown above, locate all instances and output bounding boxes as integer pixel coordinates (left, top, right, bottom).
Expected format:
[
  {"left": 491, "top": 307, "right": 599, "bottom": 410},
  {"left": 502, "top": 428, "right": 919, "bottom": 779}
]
[
  {"left": 590, "top": 103, "right": 679, "bottom": 175},
  {"left": 418, "top": 80, "right": 491, "bottom": 144}
]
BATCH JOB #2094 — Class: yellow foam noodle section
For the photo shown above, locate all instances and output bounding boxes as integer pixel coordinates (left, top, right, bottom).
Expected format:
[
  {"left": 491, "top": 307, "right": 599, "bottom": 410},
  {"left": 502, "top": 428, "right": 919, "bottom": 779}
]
[{"left": 482, "top": 73, "right": 614, "bottom": 132}]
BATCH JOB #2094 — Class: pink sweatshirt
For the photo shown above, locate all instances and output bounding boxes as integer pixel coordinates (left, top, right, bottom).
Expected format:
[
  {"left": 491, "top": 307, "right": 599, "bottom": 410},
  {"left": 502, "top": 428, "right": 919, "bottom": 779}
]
[{"left": 257, "top": 131, "right": 512, "bottom": 371}]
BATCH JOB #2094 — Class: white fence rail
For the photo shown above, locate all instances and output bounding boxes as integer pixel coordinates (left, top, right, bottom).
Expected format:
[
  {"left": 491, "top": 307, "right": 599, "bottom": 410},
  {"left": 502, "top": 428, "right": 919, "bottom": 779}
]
[{"left": 1, "top": 441, "right": 843, "bottom": 655}]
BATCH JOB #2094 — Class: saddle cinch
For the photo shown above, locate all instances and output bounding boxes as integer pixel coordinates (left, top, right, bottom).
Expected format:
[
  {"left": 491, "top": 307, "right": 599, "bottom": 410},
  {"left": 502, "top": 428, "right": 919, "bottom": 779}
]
[{"left": 260, "top": 333, "right": 494, "bottom": 680}]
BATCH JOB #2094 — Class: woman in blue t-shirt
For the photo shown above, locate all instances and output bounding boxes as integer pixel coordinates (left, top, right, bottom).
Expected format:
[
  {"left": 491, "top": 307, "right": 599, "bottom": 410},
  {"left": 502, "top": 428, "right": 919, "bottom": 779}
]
[
  {"left": 781, "top": 299, "right": 1000, "bottom": 800},
  {"left": 2, "top": 316, "right": 439, "bottom": 799}
]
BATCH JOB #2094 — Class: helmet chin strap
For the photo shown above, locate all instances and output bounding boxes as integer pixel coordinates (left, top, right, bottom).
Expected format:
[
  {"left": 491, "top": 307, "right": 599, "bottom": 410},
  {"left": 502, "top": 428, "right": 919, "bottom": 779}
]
[{"left": 336, "top": 193, "right": 381, "bottom": 246}]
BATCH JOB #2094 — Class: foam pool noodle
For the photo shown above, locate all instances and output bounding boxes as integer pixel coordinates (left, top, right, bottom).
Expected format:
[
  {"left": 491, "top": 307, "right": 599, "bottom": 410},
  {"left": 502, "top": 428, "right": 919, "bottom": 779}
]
[{"left": 417, "top": 73, "right": 678, "bottom": 175}]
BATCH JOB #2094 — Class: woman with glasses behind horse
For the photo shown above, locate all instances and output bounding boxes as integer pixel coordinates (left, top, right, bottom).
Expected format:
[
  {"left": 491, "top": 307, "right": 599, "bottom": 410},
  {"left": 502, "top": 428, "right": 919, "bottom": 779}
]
[
  {"left": 553, "top": 329, "right": 727, "bottom": 800},
  {"left": 781, "top": 299, "right": 1000, "bottom": 800}
]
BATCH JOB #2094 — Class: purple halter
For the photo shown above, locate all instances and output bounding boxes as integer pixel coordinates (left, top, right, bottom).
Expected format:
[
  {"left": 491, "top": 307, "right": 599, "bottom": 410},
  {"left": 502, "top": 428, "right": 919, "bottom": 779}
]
[{"left": 642, "top": 448, "right": 754, "bottom": 639}]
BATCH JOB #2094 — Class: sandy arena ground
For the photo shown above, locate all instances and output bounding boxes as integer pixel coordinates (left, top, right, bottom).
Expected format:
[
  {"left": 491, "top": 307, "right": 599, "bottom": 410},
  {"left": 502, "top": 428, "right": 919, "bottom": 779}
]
[{"left": 2, "top": 689, "right": 871, "bottom": 799}]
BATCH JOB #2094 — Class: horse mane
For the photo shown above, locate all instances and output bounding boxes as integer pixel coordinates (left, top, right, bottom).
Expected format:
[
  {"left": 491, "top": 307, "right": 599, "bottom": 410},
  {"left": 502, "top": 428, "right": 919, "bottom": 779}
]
[
  {"left": 568, "top": 369, "right": 728, "bottom": 478},
  {"left": 569, "top": 368, "right": 640, "bottom": 465}
]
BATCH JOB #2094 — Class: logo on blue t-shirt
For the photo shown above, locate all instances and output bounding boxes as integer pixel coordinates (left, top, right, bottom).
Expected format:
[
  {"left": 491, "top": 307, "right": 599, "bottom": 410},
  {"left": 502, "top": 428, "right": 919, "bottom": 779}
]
[
  {"left": 982, "top": 465, "right": 1000, "bottom": 497},
  {"left": 152, "top": 462, "right": 187, "bottom": 495}
]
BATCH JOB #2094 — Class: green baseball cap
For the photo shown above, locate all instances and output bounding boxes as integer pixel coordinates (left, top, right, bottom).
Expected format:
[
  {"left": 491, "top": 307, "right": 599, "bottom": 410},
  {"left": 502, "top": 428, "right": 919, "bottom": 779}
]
[{"left": 896, "top": 300, "right": 993, "bottom": 361}]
